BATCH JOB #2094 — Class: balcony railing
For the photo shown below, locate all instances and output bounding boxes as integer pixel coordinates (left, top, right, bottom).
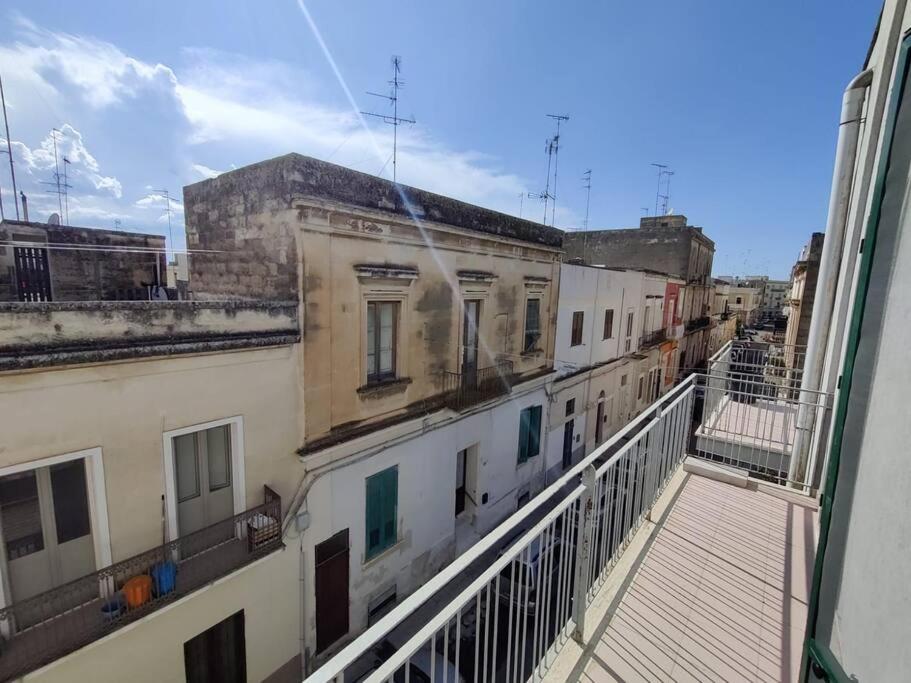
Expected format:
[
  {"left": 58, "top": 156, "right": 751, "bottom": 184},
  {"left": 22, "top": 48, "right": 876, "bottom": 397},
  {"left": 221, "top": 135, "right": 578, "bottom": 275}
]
[
  {"left": 638, "top": 328, "right": 667, "bottom": 348},
  {"left": 307, "top": 344, "right": 831, "bottom": 683},
  {"left": 0, "top": 486, "right": 282, "bottom": 681},
  {"left": 440, "top": 360, "right": 515, "bottom": 411},
  {"left": 685, "top": 315, "right": 712, "bottom": 332}
]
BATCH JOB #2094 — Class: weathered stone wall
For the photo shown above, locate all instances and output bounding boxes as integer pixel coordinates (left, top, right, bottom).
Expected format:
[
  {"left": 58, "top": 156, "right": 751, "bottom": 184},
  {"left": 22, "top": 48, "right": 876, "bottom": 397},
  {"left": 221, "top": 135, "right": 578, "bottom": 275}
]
[
  {"left": 184, "top": 153, "right": 564, "bottom": 448},
  {"left": 795, "top": 232, "right": 825, "bottom": 349},
  {"left": 0, "top": 300, "right": 299, "bottom": 370},
  {"left": 184, "top": 153, "right": 564, "bottom": 302},
  {"left": 0, "top": 220, "right": 166, "bottom": 301},
  {"left": 564, "top": 227, "right": 694, "bottom": 279}
]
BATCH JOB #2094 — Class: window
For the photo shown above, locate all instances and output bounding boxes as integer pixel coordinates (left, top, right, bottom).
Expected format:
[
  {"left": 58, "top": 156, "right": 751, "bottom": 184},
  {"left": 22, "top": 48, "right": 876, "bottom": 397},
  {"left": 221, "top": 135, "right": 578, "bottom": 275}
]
[
  {"left": 637, "top": 376, "right": 644, "bottom": 401},
  {"left": 367, "top": 301, "right": 398, "bottom": 382},
  {"left": 626, "top": 310, "right": 635, "bottom": 337},
  {"left": 517, "top": 405, "right": 542, "bottom": 464},
  {"left": 570, "top": 311, "right": 584, "bottom": 346},
  {"left": 736, "top": 296, "right": 742, "bottom": 305},
  {"left": 365, "top": 467, "right": 398, "bottom": 560},
  {"left": 523, "top": 299, "right": 541, "bottom": 352},
  {"left": 455, "top": 449, "right": 467, "bottom": 516},
  {"left": 565, "top": 398, "right": 575, "bottom": 417},
  {"left": 603, "top": 309, "right": 614, "bottom": 339}
]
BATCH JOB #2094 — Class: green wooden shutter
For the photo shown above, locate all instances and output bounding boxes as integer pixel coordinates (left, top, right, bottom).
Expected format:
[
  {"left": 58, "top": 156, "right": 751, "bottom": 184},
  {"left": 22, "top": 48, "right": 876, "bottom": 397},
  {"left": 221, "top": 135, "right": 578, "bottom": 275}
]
[
  {"left": 382, "top": 467, "right": 398, "bottom": 549},
  {"left": 528, "top": 405, "right": 542, "bottom": 458},
  {"left": 366, "top": 467, "right": 398, "bottom": 560},
  {"left": 518, "top": 408, "right": 531, "bottom": 463}
]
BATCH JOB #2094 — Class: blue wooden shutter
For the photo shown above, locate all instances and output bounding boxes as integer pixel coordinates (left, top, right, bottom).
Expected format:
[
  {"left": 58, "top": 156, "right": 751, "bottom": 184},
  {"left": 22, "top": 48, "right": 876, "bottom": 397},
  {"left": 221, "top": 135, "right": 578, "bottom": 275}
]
[
  {"left": 366, "top": 467, "right": 398, "bottom": 560},
  {"left": 528, "top": 406, "right": 542, "bottom": 458}
]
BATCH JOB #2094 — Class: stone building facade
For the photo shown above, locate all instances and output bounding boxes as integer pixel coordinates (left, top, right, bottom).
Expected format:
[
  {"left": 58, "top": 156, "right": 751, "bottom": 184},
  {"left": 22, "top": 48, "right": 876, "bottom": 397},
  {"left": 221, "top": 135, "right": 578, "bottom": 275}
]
[{"left": 0, "top": 220, "right": 166, "bottom": 301}]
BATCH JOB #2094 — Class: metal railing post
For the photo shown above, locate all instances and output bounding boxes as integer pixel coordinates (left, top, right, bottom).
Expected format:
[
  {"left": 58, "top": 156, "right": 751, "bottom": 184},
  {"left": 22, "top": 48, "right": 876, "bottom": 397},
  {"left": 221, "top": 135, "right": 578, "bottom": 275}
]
[
  {"left": 572, "top": 465, "right": 596, "bottom": 644},
  {"left": 647, "top": 404, "right": 664, "bottom": 522}
]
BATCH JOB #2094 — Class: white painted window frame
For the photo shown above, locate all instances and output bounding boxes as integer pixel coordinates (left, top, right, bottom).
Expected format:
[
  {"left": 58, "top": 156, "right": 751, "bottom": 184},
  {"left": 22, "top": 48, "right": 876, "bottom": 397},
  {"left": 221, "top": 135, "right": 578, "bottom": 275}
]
[
  {"left": 0, "top": 447, "right": 112, "bottom": 610},
  {"left": 161, "top": 416, "right": 246, "bottom": 542}
]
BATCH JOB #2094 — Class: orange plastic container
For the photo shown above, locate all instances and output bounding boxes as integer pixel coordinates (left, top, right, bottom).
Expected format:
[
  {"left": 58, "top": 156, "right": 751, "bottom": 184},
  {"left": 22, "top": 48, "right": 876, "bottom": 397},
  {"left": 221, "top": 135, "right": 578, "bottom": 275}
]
[{"left": 123, "top": 575, "right": 153, "bottom": 608}]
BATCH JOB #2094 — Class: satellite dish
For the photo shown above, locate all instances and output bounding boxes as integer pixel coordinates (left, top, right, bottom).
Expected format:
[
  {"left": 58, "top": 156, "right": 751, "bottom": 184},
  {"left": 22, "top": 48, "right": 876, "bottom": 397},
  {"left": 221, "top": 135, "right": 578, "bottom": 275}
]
[{"left": 47, "top": 213, "right": 61, "bottom": 225}]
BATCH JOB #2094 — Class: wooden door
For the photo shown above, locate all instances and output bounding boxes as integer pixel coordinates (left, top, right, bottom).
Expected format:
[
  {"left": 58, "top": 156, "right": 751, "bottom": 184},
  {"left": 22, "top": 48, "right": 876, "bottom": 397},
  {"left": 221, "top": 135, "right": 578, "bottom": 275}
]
[{"left": 315, "top": 529, "right": 349, "bottom": 653}]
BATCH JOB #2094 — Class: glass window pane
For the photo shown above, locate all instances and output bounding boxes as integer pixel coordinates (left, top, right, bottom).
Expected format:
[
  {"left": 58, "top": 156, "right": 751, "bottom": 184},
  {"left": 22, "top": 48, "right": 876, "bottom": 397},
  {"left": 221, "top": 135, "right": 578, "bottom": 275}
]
[
  {"left": 206, "top": 425, "right": 232, "bottom": 491},
  {"left": 50, "top": 460, "right": 91, "bottom": 543},
  {"left": 367, "top": 303, "right": 376, "bottom": 376},
  {"left": 379, "top": 303, "right": 394, "bottom": 373},
  {"left": 0, "top": 471, "right": 44, "bottom": 559},
  {"left": 174, "top": 433, "right": 200, "bottom": 502}
]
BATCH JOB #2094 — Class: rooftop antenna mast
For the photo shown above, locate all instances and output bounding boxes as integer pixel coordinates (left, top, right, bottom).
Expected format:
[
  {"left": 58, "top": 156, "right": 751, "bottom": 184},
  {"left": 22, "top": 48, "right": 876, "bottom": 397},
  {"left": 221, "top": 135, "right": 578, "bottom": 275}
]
[
  {"left": 650, "top": 163, "right": 668, "bottom": 217},
  {"left": 582, "top": 169, "right": 592, "bottom": 230},
  {"left": 660, "top": 170, "right": 675, "bottom": 215},
  {"left": 150, "top": 189, "right": 176, "bottom": 254},
  {"left": 62, "top": 157, "right": 71, "bottom": 225},
  {"left": 41, "top": 129, "right": 71, "bottom": 222},
  {"left": 546, "top": 114, "right": 569, "bottom": 227},
  {"left": 361, "top": 55, "right": 415, "bottom": 185},
  {"left": 0, "top": 73, "right": 18, "bottom": 220}
]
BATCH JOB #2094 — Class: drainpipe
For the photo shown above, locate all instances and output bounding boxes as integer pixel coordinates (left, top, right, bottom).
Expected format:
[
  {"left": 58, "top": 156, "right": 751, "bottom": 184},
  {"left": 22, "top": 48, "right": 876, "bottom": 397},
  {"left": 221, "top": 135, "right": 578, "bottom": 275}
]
[{"left": 789, "top": 68, "right": 874, "bottom": 488}]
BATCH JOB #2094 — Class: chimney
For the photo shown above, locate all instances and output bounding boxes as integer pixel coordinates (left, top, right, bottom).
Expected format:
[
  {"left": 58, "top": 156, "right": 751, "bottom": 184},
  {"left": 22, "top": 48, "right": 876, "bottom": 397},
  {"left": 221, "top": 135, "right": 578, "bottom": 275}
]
[{"left": 19, "top": 191, "right": 27, "bottom": 221}]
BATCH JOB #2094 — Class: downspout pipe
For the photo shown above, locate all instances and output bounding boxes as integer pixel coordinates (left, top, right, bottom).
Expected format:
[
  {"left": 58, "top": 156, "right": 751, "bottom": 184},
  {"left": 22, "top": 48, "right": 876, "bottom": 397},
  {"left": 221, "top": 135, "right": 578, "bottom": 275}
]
[{"left": 789, "top": 68, "right": 874, "bottom": 487}]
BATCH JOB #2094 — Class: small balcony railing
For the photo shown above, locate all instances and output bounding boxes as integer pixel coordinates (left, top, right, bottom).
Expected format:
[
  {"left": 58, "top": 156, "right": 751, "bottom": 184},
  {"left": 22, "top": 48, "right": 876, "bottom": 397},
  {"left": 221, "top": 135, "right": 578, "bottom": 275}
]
[
  {"left": 685, "top": 315, "right": 712, "bottom": 332},
  {"left": 440, "top": 360, "right": 515, "bottom": 411},
  {"left": 0, "top": 486, "right": 282, "bottom": 681},
  {"left": 638, "top": 328, "right": 667, "bottom": 348}
]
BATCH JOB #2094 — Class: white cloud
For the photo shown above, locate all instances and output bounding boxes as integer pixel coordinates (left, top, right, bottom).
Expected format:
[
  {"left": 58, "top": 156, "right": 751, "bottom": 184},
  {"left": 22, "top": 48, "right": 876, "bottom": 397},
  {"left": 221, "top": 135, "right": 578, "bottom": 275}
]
[
  {"left": 1, "top": 16, "right": 553, "bottom": 230},
  {"left": 190, "top": 163, "right": 221, "bottom": 179},
  {"left": 2, "top": 124, "right": 123, "bottom": 198}
]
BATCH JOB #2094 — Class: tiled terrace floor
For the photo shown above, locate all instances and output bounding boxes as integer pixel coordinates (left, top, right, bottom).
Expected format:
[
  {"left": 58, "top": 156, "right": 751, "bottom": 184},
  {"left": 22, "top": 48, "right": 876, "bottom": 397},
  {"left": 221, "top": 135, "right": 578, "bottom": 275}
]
[{"left": 575, "top": 472, "right": 817, "bottom": 682}]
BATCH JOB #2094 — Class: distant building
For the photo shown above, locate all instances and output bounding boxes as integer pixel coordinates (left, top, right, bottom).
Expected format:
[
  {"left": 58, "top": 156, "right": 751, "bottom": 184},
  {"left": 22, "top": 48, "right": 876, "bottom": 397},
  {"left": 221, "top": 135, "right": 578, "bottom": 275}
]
[
  {"left": 564, "top": 214, "right": 717, "bottom": 376},
  {"left": 783, "top": 232, "right": 824, "bottom": 372},
  {"left": 0, "top": 219, "right": 165, "bottom": 302}
]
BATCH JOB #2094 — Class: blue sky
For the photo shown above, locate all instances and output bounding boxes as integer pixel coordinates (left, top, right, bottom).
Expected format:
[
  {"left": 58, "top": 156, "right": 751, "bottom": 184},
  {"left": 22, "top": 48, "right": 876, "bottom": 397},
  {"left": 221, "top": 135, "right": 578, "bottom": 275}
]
[{"left": 0, "top": 1, "right": 876, "bottom": 278}]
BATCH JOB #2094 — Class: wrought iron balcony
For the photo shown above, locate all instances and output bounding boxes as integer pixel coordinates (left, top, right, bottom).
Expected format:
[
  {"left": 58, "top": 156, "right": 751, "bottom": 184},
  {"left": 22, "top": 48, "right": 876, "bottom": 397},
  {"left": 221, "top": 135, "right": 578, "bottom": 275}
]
[
  {"left": 0, "top": 486, "right": 282, "bottom": 681},
  {"left": 685, "top": 315, "right": 712, "bottom": 332},
  {"left": 638, "top": 328, "right": 667, "bottom": 348},
  {"left": 440, "top": 360, "right": 515, "bottom": 411}
]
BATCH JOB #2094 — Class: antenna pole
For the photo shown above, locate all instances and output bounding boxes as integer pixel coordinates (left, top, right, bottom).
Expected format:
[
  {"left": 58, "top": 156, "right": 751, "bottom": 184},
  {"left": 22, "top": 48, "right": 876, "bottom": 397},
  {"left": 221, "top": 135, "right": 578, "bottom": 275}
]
[
  {"left": 52, "top": 129, "right": 62, "bottom": 217},
  {"left": 582, "top": 169, "right": 592, "bottom": 230},
  {"left": 63, "top": 157, "right": 70, "bottom": 225},
  {"left": 0, "top": 73, "right": 18, "bottom": 220},
  {"left": 151, "top": 189, "right": 175, "bottom": 254},
  {"left": 546, "top": 114, "right": 569, "bottom": 226},
  {"left": 362, "top": 55, "right": 415, "bottom": 185},
  {"left": 650, "top": 163, "right": 667, "bottom": 217}
]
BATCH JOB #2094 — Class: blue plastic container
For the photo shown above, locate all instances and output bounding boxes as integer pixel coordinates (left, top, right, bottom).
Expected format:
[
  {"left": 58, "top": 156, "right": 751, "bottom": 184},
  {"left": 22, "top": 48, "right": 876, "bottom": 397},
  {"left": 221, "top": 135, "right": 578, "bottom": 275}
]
[{"left": 151, "top": 561, "right": 177, "bottom": 597}]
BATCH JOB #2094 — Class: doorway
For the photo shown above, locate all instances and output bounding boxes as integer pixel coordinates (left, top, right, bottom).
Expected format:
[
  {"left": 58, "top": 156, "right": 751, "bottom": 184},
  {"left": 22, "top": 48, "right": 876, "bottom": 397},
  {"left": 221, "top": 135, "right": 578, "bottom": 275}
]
[
  {"left": 315, "top": 529, "right": 349, "bottom": 653},
  {"left": 596, "top": 393, "right": 605, "bottom": 444},
  {"left": 562, "top": 419, "right": 574, "bottom": 470},
  {"left": 462, "top": 300, "right": 481, "bottom": 388},
  {"left": 173, "top": 424, "right": 234, "bottom": 537},
  {"left": 184, "top": 610, "right": 246, "bottom": 683},
  {"left": 0, "top": 459, "right": 96, "bottom": 604}
]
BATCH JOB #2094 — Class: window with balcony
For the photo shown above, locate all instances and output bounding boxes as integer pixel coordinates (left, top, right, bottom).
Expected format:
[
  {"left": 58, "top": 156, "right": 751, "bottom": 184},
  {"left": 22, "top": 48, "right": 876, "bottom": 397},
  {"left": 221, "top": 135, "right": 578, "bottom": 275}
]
[
  {"left": 517, "top": 405, "right": 542, "bottom": 464},
  {"left": 523, "top": 298, "right": 541, "bottom": 352},
  {"left": 365, "top": 467, "right": 398, "bottom": 560},
  {"left": 366, "top": 301, "right": 398, "bottom": 383},
  {"left": 603, "top": 309, "right": 614, "bottom": 339}
]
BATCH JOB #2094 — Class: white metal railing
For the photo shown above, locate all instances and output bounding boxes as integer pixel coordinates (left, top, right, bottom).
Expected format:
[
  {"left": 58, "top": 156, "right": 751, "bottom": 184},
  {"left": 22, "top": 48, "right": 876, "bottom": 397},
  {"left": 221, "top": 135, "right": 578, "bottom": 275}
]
[
  {"left": 307, "top": 378, "right": 697, "bottom": 683},
  {"left": 694, "top": 341, "right": 829, "bottom": 491}
]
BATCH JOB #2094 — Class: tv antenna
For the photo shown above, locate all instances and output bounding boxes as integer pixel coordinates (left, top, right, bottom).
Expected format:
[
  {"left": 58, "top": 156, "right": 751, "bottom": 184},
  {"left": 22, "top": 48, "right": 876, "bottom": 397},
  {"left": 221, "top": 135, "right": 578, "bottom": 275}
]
[
  {"left": 546, "top": 114, "right": 569, "bottom": 226},
  {"left": 361, "top": 55, "right": 415, "bottom": 185},
  {"left": 0, "top": 73, "right": 18, "bottom": 220},
  {"left": 518, "top": 192, "right": 525, "bottom": 219},
  {"left": 41, "top": 129, "right": 72, "bottom": 224},
  {"left": 582, "top": 169, "right": 592, "bottom": 230},
  {"left": 650, "top": 163, "right": 674, "bottom": 216},
  {"left": 660, "top": 170, "right": 675, "bottom": 215},
  {"left": 149, "top": 189, "right": 176, "bottom": 253}
]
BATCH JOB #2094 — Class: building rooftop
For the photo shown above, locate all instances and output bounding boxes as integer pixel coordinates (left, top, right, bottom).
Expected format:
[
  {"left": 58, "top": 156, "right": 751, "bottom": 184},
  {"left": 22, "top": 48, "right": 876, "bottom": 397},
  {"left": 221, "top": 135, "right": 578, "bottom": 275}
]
[{"left": 184, "top": 153, "right": 564, "bottom": 248}]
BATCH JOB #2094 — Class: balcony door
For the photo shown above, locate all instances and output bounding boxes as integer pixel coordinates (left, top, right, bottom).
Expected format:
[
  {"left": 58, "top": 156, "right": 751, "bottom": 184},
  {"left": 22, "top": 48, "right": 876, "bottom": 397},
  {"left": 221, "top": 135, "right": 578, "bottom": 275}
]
[
  {"left": 462, "top": 300, "right": 481, "bottom": 389},
  {"left": 0, "top": 460, "right": 95, "bottom": 603},
  {"left": 173, "top": 425, "right": 234, "bottom": 537}
]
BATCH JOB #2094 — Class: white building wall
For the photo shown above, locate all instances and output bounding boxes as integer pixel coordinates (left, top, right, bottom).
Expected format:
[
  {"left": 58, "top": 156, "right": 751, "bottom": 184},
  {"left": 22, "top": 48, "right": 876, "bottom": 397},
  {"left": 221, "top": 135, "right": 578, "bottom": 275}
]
[{"left": 301, "top": 382, "right": 551, "bottom": 659}]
